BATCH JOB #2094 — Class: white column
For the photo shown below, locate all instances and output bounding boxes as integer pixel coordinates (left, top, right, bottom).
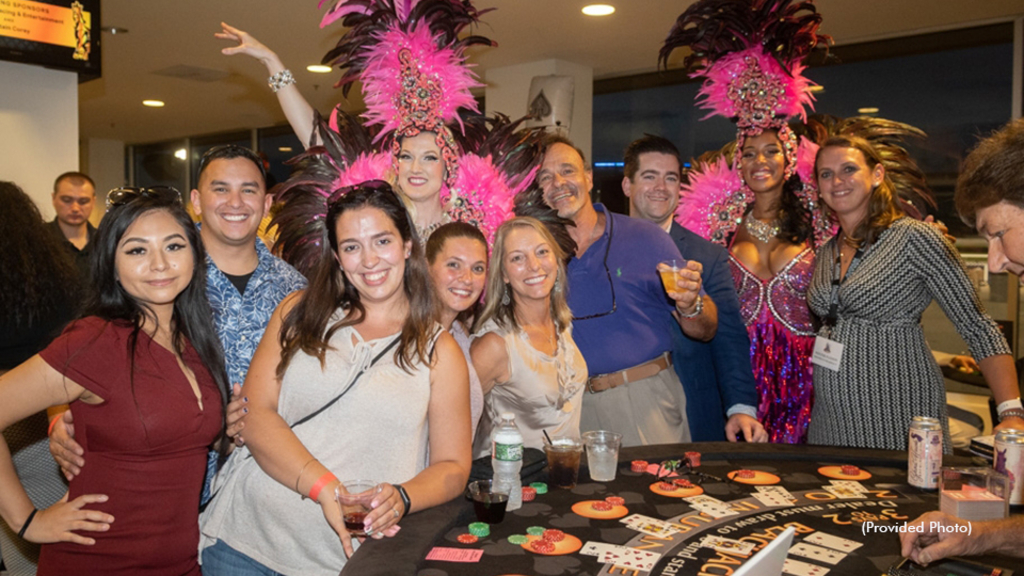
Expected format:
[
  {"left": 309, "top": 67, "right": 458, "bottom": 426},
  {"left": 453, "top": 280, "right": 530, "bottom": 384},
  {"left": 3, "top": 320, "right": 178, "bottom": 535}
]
[
  {"left": 81, "top": 137, "right": 126, "bottom": 225},
  {"left": 484, "top": 59, "right": 594, "bottom": 164},
  {"left": 0, "top": 60, "right": 79, "bottom": 219}
]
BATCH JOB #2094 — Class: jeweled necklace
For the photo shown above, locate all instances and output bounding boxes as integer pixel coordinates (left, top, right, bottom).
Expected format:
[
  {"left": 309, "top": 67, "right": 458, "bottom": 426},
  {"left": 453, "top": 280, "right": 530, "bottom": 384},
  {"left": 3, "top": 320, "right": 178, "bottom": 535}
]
[{"left": 743, "top": 212, "right": 780, "bottom": 244}]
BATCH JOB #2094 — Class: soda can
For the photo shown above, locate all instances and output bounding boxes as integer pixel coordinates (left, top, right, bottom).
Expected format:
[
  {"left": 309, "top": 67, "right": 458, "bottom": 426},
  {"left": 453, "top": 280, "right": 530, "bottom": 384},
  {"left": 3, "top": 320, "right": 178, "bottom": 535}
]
[
  {"left": 908, "top": 416, "right": 943, "bottom": 489},
  {"left": 994, "top": 429, "right": 1024, "bottom": 505}
]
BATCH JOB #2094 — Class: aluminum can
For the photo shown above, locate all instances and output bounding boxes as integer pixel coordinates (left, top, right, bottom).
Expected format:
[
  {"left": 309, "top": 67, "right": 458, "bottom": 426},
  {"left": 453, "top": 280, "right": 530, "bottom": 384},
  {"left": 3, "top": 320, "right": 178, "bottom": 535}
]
[
  {"left": 994, "top": 429, "right": 1024, "bottom": 505},
  {"left": 908, "top": 416, "right": 943, "bottom": 489}
]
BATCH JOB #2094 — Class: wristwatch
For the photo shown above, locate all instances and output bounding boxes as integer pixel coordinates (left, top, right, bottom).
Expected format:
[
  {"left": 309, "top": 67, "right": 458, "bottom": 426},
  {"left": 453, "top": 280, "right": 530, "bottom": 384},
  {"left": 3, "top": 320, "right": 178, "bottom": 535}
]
[
  {"left": 678, "top": 295, "right": 703, "bottom": 319},
  {"left": 394, "top": 484, "right": 412, "bottom": 518}
]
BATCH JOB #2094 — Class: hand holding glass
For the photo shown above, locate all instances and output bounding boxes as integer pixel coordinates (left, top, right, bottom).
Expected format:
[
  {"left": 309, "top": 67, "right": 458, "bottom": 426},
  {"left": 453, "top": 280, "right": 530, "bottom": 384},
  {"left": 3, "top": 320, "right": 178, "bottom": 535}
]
[{"left": 336, "top": 479, "right": 376, "bottom": 537}]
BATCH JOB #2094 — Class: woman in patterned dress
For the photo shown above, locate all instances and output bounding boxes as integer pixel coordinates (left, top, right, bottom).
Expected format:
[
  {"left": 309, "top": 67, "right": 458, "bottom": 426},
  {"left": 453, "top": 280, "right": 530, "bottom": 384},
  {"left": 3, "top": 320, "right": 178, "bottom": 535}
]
[{"left": 807, "top": 136, "right": 1024, "bottom": 451}]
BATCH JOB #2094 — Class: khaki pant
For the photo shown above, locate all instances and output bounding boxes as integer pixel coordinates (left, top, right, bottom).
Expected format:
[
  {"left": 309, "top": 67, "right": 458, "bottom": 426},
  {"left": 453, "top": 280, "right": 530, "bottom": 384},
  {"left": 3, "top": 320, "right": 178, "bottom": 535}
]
[{"left": 580, "top": 368, "right": 690, "bottom": 447}]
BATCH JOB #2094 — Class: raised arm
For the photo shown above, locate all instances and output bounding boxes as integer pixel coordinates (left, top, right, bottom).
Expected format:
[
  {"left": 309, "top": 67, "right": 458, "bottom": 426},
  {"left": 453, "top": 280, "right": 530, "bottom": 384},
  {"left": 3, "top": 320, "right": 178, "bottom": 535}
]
[{"left": 216, "top": 22, "right": 317, "bottom": 147}]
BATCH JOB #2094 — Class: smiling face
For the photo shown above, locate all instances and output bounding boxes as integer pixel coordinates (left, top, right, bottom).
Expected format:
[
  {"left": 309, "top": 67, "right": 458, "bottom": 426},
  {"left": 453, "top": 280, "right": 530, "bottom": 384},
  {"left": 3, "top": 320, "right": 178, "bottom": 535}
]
[
  {"left": 115, "top": 209, "right": 194, "bottom": 318},
  {"left": 190, "top": 157, "right": 270, "bottom": 250},
  {"left": 501, "top": 226, "right": 558, "bottom": 304},
  {"left": 335, "top": 206, "right": 413, "bottom": 305},
  {"left": 396, "top": 131, "right": 445, "bottom": 204},
  {"left": 739, "top": 131, "right": 787, "bottom": 195},
  {"left": 976, "top": 201, "right": 1024, "bottom": 278},
  {"left": 428, "top": 236, "right": 488, "bottom": 317},
  {"left": 537, "top": 142, "right": 594, "bottom": 222},
  {"left": 623, "top": 151, "right": 681, "bottom": 227},
  {"left": 816, "top": 146, "right": 884, "bottom": 228}
]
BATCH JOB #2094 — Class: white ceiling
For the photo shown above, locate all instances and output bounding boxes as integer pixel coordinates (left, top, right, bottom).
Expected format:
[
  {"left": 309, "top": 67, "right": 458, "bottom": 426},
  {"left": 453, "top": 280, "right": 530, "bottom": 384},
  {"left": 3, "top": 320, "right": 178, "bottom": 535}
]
[{"left": 80, "top": 0, "right": 1024, "bottom": 144}]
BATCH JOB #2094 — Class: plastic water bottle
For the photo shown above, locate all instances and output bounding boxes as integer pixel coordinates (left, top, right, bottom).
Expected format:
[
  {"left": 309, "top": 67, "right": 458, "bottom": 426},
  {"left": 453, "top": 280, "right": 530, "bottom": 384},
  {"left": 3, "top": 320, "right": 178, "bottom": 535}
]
[{"left": 491, "top": 412, "right": 523, "bottom": 511}]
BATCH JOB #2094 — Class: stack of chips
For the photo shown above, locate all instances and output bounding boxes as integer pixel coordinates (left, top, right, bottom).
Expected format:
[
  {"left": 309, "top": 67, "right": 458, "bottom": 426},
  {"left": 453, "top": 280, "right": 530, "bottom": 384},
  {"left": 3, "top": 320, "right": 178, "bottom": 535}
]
[
  {"left": 522, "top": 486, "right": 537, "bottom": 502},
  {"left": 631, "top": 460, "right": 648, "bottom": 473},
  {"left": 685, "top": 451, "right": 701, "bottom": 467}
]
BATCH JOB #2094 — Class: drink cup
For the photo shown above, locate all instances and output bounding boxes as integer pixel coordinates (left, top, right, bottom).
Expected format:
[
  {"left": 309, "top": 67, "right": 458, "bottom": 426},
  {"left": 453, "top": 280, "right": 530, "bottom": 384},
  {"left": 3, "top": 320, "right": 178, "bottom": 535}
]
[
  {"left": 336, "top": 479, "right": 376, "bottom": 536},
  {"left": 467, "top": 479, "right": 509, "bottom": 524},
  {"left": 583, "top": 430, "right": 622, "bottom": 482},
  {"left": 545, "top": 437, "right": 583, "bottom": 489},
  {"left": 659, "top": 259, "right": 684, "bottom": 293}
]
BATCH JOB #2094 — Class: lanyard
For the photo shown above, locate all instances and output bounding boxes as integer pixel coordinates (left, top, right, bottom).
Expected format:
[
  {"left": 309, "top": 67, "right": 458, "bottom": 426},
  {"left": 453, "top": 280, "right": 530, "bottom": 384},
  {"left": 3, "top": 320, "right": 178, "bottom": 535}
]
[{"left": 824, "top": 240, "right": 866, "bottom": 329}]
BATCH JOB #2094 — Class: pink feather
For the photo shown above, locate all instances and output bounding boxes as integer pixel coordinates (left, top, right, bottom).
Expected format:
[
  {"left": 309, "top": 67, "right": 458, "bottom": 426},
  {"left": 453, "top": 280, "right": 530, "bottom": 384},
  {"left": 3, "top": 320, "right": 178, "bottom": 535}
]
[
  {"left": 795, "top": 136, "right": 819, "bottom": 186},
  {"left": 333, "top": 152, "right": 393, "bottom": 189},
  {"left": 447, "top": 153, "right": 529, "bottom": 245},
  {"left": 319, "top": 1, "right": 371, "bottom": 28},
  {"left": 676, "top": 157, "right": 747, "bottom": 244}
]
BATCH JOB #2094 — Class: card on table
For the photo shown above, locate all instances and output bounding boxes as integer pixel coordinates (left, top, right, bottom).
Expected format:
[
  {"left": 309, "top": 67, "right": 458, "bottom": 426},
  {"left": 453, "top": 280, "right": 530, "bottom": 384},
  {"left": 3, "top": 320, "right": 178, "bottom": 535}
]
[
  {"left": 752, "top": 491, "right": 793, "bottom": 507},
  {"left": 757, "top": 485, "right": 796, "bottom": 499},
  {"left": 803, "top": 532, "right": 863, "bottom": 553},
  {"left": 823, "top": 485, "right": 863, "bottom": 499},
  {"left": 783, "top": 557, "right": 830, "bottom": 576},
  {"left": 828, "top": 480, "right": 867, "bottom": 493},
  {"left": 620, "top": 514, "right": 680, "bottom": 537},
  {"left": 684, "top": 494, "right": 737, "bottom": 518},
  {"left": 580, "top": 542, "right": 634, "bottom": 557},
  {"left": 425, "top": 547, "right": 484, "bottom": 562},
  {"left": 789, "top": 542, "right": 847, "bottom": 565},
  {"left": 700, "top": 535, "right": 756, "bottom": 556},
  {"left": 598, "top": 547, "right": 661, "bottom": 571}
]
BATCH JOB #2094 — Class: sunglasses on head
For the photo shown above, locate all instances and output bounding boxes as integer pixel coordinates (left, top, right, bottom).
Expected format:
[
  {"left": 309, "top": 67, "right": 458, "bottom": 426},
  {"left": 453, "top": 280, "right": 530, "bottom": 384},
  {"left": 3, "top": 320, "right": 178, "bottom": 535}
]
[{"left": 105, "top": 186, "right": 183, "bottom": 211}]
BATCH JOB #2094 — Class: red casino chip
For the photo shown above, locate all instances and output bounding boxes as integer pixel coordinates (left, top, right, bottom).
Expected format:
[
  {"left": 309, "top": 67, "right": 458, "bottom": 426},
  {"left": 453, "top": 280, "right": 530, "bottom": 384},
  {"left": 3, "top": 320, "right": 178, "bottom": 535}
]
[
  {"left": 841, "top": 465, "right": 861, "bottom": 476},
  {"left": 530, "top": 539, "right": 556, "bottom": 553},
  {"left": 522, "top": 487, "right": 537, "bottom": 502},
  {"left": 604, "top": 496, "right": 625, "bottom": 506},
  {"left": 673, "top": 478, "right": 694, "bottom": 489},
  {"left": 736, "top": 469, "right": 756, "bottom": 479},
  {"left": 659, "top": 481, "right": 677, "bottom": 491},
  {"left": 631, "top": 460, "right": 648, "bottom": 473},
  {"left": 591, "top": 500, "right": 614, "bottom": 511},
  {"left": 685, "top": 451, "right": 701, "bottom": 467},
  {"left": 457, "top": 533, "right": 479, "bottom": 544},
  {"left": 542, "top": 529, "right": 565, "bottom": 542}
]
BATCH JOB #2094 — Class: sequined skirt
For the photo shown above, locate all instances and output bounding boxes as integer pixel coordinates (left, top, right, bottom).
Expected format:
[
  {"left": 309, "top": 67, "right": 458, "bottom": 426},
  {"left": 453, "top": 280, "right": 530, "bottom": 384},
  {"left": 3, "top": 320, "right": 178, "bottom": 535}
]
[{"left": 749, "top": 317, "right": 815, "bottom": 444}]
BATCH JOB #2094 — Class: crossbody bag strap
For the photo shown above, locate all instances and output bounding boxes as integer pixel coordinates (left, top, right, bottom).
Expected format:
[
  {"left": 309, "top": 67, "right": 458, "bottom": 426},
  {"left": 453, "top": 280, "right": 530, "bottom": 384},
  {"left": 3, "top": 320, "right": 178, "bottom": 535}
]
[{"left": 290, "top": 335, "right": 401, "bottom": 429}]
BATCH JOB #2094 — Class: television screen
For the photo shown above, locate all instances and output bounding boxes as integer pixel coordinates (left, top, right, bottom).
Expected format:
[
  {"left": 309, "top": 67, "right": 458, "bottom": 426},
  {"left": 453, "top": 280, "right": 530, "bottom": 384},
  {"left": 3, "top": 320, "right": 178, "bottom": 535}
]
[{"left": 0, "top": 0, "right": 101, "bottom": 81}]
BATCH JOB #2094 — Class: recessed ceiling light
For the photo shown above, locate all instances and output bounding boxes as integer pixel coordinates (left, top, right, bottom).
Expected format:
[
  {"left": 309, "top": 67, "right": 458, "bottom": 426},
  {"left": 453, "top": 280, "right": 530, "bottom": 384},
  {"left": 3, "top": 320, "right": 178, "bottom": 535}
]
[
  {"left": 306, "top": 65, "right": 332, "bottom": 74},
  {"left": 174, "top": 149, "right": 187, "bottom": 160},
  {"left": 582, "top": 4, "right": 615, "bottom": 16},
  {"left": 278, "top": 146, "right": 293, "bottom": 152},
  {"left": 857, "top": 107, "right": 879, "bottom": 114},
  {"left": 143, "top": 100, "right": 165, "bottom": 108}
]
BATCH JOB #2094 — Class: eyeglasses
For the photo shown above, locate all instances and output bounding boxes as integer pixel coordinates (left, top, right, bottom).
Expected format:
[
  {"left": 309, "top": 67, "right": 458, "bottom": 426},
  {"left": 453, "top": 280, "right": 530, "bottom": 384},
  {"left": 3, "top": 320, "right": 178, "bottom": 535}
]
[
  {"left": 105, "top": 186, "right": 183, "bottom": 210},
  {"left": 571, "top": 213, "right": 617, "bottom": 321}
]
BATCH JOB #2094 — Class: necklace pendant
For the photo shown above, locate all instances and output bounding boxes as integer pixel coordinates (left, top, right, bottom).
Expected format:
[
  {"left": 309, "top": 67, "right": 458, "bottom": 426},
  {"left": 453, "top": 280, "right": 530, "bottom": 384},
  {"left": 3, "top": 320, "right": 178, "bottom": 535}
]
[{"left": 743, "top": 212, "right": 780, "bottom": 244}]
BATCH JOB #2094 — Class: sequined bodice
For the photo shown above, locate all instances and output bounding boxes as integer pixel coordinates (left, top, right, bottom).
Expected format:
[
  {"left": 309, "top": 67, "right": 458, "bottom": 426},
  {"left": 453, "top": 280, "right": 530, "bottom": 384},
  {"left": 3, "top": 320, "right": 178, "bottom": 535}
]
[{"left": 730, "top": 247, "right": 816, "bottom": 335}]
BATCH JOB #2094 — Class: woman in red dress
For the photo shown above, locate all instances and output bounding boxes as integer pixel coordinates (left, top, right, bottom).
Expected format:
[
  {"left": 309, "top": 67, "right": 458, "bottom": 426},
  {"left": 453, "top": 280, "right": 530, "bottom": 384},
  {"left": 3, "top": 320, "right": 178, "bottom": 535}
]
[{"left": 0, "top": 187, "right": 229, "bottom": 575}]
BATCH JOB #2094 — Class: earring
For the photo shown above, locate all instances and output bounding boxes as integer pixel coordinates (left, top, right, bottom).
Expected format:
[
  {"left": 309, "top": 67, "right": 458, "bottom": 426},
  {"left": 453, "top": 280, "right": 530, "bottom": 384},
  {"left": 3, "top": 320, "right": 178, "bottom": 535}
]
[
  {"left": 553, "top": 279, "right": 562, "bottom": 293},
  {"left": 501, "top": 284, "right": 510, "bottom": 306}
]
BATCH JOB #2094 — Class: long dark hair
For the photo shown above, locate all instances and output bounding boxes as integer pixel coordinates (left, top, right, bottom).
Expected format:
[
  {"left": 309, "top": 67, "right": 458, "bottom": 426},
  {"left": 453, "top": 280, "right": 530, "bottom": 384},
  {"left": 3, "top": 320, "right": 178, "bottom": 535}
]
[
  {"left": 82, "top": 194, "right": 229, "bottom": 445},
  {"left": 277, "top": 181, "right": 437, "bottom": 377},
  {"left": 0, "top": 181, "right": 81, "bottom": 328},
  {"left": 775, "top": 174, "right": 813, "bottom": 245},
  {"left": 426, "top": 221, "right": 487, "bottom": 327}
]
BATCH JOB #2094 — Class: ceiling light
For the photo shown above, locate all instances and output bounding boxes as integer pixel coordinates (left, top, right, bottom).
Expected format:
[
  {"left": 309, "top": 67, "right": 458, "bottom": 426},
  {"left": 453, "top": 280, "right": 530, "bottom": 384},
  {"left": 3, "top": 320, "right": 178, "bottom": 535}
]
[
  {"left": 142, "top": 100, "right": 165, "bottom": 108},
  {"left": 582, "top": 4, "right": 615, "bottom": 16},
  {"left": 857, "top": 107, "right": 879, "bottom": 114},
  {"left": 278, "top": 147, "right": 293, "bottom": 152},
  {"left": 100, "top": 27, "right": 129, "bottom": 34},
  {"left": 306, "top": 65, "right": 332, "bottom": 74},
  {"left": 174, "top": 149, "right": 187, "bottom": 160}
]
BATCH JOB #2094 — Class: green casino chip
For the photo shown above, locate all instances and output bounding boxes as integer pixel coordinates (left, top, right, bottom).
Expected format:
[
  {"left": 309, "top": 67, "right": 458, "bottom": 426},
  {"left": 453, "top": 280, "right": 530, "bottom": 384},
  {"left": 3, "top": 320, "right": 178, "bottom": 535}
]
[
  {"left": 530, "top": 482, "right": 548, "bottom": 494},
  {"left": 526, "top": 526, "right": 546, "bottom": 536},
  {"left": 507, "top": 534, "right": 529, "bottom": 545},
  {"left": 468, "top": 522, "right": 490, "bottom": 537}
]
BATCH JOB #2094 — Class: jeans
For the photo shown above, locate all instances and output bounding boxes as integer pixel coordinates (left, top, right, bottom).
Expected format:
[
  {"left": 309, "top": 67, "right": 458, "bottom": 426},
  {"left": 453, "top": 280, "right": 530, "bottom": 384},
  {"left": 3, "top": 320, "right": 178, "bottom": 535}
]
[{"left": 201, "top": 539, "right": 287, "bottom": 576}]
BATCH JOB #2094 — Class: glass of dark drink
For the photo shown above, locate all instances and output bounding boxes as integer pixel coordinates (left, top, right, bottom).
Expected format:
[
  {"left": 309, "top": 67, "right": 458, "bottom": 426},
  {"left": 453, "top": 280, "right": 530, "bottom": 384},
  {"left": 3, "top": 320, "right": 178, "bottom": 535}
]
[
  {"left": 336, "top": 479, "right": 377, "bottom": 537},
  {"left": 545, "top": 437, "right": 583, "bottom": 489},
  {"left": 467, "top": 480, "right": 509, "bottom": 524}
]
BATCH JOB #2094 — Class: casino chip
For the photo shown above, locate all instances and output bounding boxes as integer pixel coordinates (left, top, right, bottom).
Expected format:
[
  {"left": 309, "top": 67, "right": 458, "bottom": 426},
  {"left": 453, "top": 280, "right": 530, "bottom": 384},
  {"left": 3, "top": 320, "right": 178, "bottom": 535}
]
[
  {"left": 736, "top": 469, "right": 756, "bottom": 479},
  {"left": 673, "top": 478, "right": 694, "bottom": 489},
  {"left": 526, "top": 526, "right": 546, "bottom": 536},
  {"left": 530, "top": 482, "right": 549, "bottom": 494},
  {"left": 659, "top": 481, "right": 677, "bottom": 491},
  {"left": 841, "top": 465, "right": 861, "bottom": 476},
  {"left": 685, "top": 451, "right": 701, "bottom": 467},
  {"left": 468, "top": 522, "right": 490, "bottom": 537},
  {"left": 604, "top": 496, "right": 625, "bottom": 506},
  {"left": 631, "top": 460, "right": 648, "bottom": 473},
  {"left": 542, "top": 529, "right": 565, "bottom": 542},
  {"left": 457, "top": 533, "right": 479, "bottom": 544},
  {"left": 507, "top": 534, "right": 529, "bottom": 545},
  {"left": 522, "top": 487, "right": 537, "bottom": 502},
  {"left": 591, "top": 500, "right": 614, "bottom": 511},
  {"left": 530, "top": 539, "right": 556, "bottom": 553}
]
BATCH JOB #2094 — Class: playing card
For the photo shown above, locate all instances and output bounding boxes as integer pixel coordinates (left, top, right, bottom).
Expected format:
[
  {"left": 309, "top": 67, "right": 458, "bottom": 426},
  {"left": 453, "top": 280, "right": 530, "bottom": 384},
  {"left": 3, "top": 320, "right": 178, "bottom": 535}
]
[
  {"left": 752, "top": 491, "right": 791, "bottom": 507},
  {"left": 789, "top": 542, "right": 846, "bottom": 565},
  {"left": 823, "top": 485, "right": 863, "bottom": 499},
  {"left": 580, "top": 542, "right": 631, "bottom": 557},
  {"left": 599, "top": 547, "right": 662, "bottom": 571},
  {"left": 803, "top": 532, "right": 863, "bottom": 552},
  {"left": 621, "top": 514, "right": 680, "bottom": 537},
  {"left": 828, "top": 480, "right": 867, "bottom": 493},
  {"left": 757, "top": 485, "right": 796, "bottom": 499},
  {"left": 684, "top": 495, "right": 737, "bottom": 518},
  {"left": 783, "top": 557, "right": 830, "bottom": 576},
  {"left": 700, "top": 535, "right": 756, "bottom": 556}
]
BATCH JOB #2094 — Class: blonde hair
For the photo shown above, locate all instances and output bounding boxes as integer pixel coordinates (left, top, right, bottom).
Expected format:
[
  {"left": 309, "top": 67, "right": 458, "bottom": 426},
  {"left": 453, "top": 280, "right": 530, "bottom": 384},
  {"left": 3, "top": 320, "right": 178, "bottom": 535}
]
[{"left": 473, "top": 217, "right": 572, "bottom": 334}]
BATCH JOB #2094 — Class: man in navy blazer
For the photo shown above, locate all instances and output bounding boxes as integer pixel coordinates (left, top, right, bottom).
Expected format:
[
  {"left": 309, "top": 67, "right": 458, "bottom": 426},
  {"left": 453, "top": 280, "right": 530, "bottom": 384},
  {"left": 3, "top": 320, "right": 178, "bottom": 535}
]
[{"left": 621, "top": 135, "right": 764, "bottom": 442}]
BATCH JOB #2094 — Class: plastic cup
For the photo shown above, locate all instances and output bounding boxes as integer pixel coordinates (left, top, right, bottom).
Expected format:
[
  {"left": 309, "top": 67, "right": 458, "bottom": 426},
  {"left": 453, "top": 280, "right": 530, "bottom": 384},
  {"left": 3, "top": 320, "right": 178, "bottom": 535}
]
[
  {"left": 467, "top": 479, "right": 509, "bottom": 524},
  {"left": 659, "top": 259, "right": 684, "bottom": 293},
  {"left": 545, "top": 437, "right": 583, "bottom": 489},
  {"left": 583, "top": 430, "right": 622, "bottom": 482},
  {"left": 336, "top": 479, "right": 376, "bottom": 536}
]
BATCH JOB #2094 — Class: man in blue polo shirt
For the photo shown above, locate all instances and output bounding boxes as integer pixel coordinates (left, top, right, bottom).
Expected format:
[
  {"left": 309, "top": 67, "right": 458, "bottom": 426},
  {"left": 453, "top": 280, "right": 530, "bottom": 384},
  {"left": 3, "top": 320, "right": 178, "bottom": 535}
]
[
  {"left": 621, "top": 135, "right": 764, "bottom": 442},
  {"left": 537, "top": 134, "right": 764, "bottom": 446}
]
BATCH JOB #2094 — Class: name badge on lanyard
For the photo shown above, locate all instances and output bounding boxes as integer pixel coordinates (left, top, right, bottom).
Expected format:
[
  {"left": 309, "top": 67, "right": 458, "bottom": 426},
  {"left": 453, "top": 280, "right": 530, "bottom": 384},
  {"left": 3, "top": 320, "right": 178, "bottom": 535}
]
[{"left": 812, "top": 241, "right": 865, "bottom": 372}]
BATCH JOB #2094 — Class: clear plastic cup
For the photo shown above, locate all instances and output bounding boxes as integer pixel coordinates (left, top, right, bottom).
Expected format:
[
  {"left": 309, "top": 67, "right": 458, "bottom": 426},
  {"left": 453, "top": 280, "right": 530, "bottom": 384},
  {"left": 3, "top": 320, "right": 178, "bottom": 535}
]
[{"left": 583, "top": 430, "right": 622, "bottom": 482}]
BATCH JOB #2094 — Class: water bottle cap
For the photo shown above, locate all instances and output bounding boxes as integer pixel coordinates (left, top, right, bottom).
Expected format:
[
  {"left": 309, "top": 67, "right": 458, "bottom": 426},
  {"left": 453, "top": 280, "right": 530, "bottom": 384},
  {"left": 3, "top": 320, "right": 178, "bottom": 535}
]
[{"left": 501, "top": 412, "right": 515, "bottom": 420}]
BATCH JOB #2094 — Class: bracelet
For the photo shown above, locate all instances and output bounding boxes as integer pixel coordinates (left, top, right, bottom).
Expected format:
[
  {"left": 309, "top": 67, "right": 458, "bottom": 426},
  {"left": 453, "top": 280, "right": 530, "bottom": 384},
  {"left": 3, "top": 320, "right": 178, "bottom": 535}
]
[
  {"left": 677, "top": 295, "right": 704, "bottom": 319},
  {"left": 308, "top": 472, "right": 337, "bottom": 502},
  {"left": 998, "top": 398, "right": 1023, "bottom": 414},
  {"left": 394, "top": 484, "right": 411, "bottom": 517},
  {"left": 268, "top": 69, "right": 295, "bottom": 93},
  {"left": 294, "top": 458, "right": 317, "bottom": 494},
  {"left": 47, "top": 413, "right": 63, "bottom": 436},
  {"left": 17, "top": 509, "right": 37, "bottom": 539},
  {"left": 998, "top": 408, "right": 1024, "bottom": 423}
]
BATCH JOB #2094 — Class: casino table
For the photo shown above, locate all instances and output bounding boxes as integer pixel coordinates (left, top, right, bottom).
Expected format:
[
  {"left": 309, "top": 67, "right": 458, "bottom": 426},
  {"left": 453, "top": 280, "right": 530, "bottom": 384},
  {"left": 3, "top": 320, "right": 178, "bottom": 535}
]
[{"left": 341, "top": 442, "right": 1021, "bottom": 575}]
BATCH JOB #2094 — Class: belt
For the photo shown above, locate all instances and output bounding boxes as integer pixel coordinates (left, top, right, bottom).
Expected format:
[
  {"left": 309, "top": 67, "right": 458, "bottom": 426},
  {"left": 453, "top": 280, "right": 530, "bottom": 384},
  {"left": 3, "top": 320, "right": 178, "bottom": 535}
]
[{"left": 587, "top": 352, "right": 672, "bottom": 394}]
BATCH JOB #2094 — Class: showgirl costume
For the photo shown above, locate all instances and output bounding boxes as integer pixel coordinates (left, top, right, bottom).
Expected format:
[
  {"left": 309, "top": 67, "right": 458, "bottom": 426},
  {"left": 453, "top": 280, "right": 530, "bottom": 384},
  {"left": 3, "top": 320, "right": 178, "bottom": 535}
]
[{"left": 661, "top": 0, "right": 832, "bottom": 443}]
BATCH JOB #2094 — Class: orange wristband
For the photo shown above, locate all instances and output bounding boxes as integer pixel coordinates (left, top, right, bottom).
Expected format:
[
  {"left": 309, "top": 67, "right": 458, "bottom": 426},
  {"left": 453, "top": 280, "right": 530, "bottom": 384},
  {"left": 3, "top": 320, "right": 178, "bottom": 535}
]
[
  {"left": 309, "top": 472, "right": 337, "bottom": 502},
  {"left": 47, "top": 413, "right": 63, "bottom": 436}
]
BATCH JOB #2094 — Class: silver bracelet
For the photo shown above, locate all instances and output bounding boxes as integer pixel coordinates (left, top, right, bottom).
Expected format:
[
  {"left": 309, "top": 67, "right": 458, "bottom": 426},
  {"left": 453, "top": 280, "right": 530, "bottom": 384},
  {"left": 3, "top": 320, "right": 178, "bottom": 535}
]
[
  {"left": 268, "top": 69, "right": 295, "bottom": 93},
  {"left": 999, "top": 408, "right": 1024, "bottom": 422},
  {"left": 677, "top": 295, "right": 703, "bottom": 319}
]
